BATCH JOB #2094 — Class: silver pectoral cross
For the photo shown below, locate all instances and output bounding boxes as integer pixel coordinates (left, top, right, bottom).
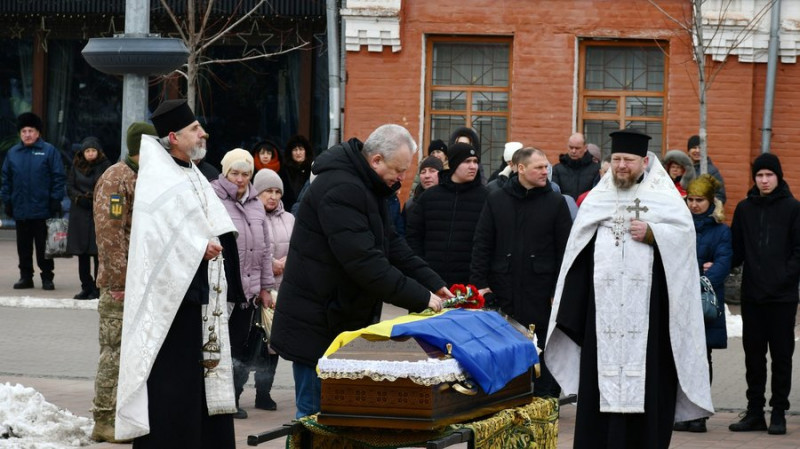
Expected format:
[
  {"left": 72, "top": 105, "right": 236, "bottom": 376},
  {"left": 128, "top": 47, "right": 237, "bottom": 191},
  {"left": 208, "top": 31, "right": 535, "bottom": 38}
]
[
  {"left": 626, "top": 198, "right": 649, "bottom": 220},
  {"left": 612, "top": 215, "right": 626, "bottom": 247}
]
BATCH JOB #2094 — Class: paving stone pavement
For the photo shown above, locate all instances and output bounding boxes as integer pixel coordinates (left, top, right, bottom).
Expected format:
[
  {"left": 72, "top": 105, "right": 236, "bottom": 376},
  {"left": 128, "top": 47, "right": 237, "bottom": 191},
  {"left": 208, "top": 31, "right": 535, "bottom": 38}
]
[{"left": 2, "top": 229, "right": 800, "bottom": 447}]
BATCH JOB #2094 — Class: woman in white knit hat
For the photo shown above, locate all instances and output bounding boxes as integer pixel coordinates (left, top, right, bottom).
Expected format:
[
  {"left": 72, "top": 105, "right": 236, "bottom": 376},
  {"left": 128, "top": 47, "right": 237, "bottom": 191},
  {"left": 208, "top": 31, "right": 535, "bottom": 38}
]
[
  {"left": 250, "top": 167, "right": 296, "bottom": 412},
  {"left": 211, "top": 148, "right": 276, "bottom": 419}
]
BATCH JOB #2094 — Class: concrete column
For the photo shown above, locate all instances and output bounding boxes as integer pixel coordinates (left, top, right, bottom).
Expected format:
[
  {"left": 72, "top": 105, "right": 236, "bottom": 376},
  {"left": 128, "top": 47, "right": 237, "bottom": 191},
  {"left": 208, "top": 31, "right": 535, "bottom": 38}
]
[{"left": 120, "top": 0, "right": 151, "bottom": 160}]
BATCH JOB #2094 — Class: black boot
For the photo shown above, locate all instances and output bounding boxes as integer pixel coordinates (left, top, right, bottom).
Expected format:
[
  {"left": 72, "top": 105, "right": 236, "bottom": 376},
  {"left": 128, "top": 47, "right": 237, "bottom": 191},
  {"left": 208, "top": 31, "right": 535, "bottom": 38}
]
[
  {"left": 688, "top": 417, "right": 707, "bottom": 433},
  {"left": 13, "top": 278, "right": 33, "bottom": 289},
  {"left": 673, "top": 421, "right": 689, "bottom": 431},
  {"left": 233, "top": 396, "right": 247, "bottom": 419},
  {"left": 729, "top": 409, "right": 767, "bottom": 432},
  {"left": 769, "top": 409, "right": 786, "bottom": 435},
  {"left": 255, "top": 392, "right": 277, "bottom": 411},
  {"left": 73, "top": 290, "right": 92, "bottom": 299},
  {"left": 41, "top": 273, "right": 54, "bottom": 291}
]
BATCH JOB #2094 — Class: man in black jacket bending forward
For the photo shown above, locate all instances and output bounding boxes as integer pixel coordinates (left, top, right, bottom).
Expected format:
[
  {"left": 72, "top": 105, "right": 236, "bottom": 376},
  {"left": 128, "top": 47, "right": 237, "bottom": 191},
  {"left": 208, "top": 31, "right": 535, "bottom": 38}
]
[{"left": 271, "top": 124, "right": 451, "bottom": 419}]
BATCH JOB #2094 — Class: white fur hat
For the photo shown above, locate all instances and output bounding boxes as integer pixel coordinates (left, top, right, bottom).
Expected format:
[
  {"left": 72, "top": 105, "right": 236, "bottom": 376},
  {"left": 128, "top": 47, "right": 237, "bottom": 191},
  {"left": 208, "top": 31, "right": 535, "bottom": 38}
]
[{"left": 503, "top": 142, "right": 523, "bottom": 162}]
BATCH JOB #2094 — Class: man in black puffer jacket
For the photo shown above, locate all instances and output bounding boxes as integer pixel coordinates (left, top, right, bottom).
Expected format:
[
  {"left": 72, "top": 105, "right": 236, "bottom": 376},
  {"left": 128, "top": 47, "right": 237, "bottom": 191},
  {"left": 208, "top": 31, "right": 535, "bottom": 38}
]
[
  {"left": 406, "top": 143, "right": 489, "bottom": 286},
  {"left": 470, "top": 147, "right": 572, "bottom": 397},
  {"left": 730, "top": 153, "right": 800, "bottom": 435},
  {"left": 551, "top": 132, "right": 600, "bottom": 200},
  {"left": 270, "top": 124, "right": 450, "bottom": 419}
]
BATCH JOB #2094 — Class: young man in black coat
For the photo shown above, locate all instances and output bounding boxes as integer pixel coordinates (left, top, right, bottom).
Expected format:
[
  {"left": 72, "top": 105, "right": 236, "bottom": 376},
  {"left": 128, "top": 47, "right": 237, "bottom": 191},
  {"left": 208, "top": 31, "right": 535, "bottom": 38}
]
[
  {"left": 470, "top": 147, "right": 572, "bottom": 397},
  {"left": 406, "top": 142, "right": 489, "bottom": 286},
  {"left": 729, "top": 153, "right": 800, "bottom": 435},
  {"left": 270, "top": 124, "right": 451, "bottom": 419}
]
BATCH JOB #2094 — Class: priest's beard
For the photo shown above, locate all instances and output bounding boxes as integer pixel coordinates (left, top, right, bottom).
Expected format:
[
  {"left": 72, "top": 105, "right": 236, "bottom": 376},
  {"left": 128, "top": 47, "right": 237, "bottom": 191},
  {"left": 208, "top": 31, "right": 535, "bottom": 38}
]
[
  {"left": 612, "top": 168, "right": 644, "bottom": 190},
  {"left": 191, "top": 145, "right": 207, "bottom": 161}
]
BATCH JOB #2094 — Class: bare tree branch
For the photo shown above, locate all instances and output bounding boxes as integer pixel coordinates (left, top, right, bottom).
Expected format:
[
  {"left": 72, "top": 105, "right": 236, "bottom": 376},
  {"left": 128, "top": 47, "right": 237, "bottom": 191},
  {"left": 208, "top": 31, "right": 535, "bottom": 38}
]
[
  {"left": 199, "top": 0, "right": 270, "bottom": 53},
  {"left": 706, "top": 0, "right": 777, "bottom": 88},
  {"left": 647, "top": 0, "right": 692, "bottom": 32},
  {"left": 197, "top": 0, "right": 216, "bottom": 40},
  {"left": 159, "top": 0, "right": 188, "bottom": 42},
  {"left": 198, "top": 41, "right": 310, "bottom": 66}
]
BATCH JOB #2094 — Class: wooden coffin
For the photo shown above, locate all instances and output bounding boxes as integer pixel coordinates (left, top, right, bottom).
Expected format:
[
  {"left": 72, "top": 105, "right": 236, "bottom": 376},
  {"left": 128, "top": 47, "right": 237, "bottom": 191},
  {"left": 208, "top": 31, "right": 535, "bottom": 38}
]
[{"left": 317, "top": 336, "right": 535, "bottom": 430}]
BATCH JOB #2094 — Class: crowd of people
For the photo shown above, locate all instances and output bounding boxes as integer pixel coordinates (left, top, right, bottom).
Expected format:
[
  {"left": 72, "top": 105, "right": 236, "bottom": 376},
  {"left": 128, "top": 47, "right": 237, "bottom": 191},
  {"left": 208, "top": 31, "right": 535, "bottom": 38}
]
[{"left": 1, "top": 105, "right": 798, "bottom": 447}]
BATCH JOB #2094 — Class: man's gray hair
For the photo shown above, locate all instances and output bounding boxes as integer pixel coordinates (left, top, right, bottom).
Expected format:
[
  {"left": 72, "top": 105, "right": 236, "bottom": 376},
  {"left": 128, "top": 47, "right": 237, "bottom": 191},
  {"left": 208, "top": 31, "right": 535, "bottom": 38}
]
[
  {"left": 158, "top": 135, "right": 171, "bottom": 149},
  {"left": 362, "top": 124, "right": 417, "bottom": 159}
]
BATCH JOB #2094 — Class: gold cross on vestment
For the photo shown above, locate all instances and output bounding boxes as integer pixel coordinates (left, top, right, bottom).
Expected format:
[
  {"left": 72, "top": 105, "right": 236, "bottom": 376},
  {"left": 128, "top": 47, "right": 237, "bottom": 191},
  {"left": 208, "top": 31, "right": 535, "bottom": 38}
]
[{"left": 626, "top": 198, "right": 649, "bottom": 219}]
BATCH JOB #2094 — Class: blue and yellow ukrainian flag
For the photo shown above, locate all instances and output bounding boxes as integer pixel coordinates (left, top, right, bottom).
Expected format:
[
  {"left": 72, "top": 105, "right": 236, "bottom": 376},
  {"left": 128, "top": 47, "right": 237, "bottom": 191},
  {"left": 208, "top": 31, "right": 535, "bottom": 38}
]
[{"left": 322, "top": 309, "right": 538, "bottom": 395}]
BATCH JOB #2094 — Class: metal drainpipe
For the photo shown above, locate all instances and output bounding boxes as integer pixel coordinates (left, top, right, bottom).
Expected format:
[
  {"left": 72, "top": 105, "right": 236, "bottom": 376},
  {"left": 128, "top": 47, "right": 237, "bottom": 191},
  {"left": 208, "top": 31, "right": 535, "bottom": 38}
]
[
  {"left": 761, "top": 0, "right": 781, "bottom": 154},
  {"left": 326, "top": 0, "right": 342, "bottom": 149}
]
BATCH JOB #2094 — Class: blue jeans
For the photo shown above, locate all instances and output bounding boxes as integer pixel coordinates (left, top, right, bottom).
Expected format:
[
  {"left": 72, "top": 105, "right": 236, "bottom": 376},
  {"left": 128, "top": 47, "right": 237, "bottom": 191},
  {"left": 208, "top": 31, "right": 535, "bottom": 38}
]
[{"left": 292, "top": 362, "right": 321, "bottom": 419}]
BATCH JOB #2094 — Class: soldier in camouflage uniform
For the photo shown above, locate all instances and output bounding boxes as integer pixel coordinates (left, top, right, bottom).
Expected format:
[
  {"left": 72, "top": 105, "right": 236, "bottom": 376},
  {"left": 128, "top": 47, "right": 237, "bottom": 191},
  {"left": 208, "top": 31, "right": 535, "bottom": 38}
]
[{"left": 90, "top": 122, "right": 156, "bottom": 443}]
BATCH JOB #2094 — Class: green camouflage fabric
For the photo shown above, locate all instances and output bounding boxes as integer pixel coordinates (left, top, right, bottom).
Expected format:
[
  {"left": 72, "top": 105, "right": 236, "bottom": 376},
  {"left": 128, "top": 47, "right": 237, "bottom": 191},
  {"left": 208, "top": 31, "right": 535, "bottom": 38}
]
[
  {"left": 92, "top": 289, "right": 125, "bottom": 442},
  {"left": 93, "top": 162, "right": 136, "bottom": 291},
  {"left": 91, "top": 160, "right": 135, "bottom": 442}
]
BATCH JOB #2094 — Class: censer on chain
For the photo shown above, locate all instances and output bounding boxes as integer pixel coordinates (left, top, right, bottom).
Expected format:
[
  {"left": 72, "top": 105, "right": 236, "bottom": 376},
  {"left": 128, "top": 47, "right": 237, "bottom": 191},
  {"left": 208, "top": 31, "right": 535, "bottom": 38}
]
[{"left": 201, "top": 255, "right": 225, "bottom": 377}]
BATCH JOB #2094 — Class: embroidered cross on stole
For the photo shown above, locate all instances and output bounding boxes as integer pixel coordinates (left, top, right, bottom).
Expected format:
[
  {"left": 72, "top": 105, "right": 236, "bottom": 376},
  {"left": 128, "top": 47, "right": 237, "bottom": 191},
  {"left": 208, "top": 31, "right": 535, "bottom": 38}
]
[{"left": 593, "top": 193, "right": 655, "bottom": 412}]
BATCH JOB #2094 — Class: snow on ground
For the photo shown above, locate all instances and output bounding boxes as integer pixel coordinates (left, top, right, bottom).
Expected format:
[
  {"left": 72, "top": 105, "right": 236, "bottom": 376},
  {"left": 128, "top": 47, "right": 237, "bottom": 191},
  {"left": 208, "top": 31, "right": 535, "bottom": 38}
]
[
  {"left": 0, "top": 383, "right": 93, "bottom": 448},
  {"left": 725, "top": 304, "right": 742, "bottom": 338},
  {"left": 0, "top": 297, "right": 97, "bottom": 310}
]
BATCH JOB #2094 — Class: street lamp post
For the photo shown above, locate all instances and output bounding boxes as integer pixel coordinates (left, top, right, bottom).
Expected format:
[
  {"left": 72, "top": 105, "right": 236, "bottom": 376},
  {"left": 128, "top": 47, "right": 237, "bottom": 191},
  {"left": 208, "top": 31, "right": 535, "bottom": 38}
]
[{"left": 81, "top": 0, "right": 188, "bottom": 160}]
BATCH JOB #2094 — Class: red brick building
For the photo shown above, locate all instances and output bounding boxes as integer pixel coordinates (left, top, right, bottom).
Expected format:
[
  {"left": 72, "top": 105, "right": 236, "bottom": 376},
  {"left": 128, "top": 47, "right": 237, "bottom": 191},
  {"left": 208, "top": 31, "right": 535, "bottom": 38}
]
[{"left": 340, "top": 0, "right": 800, "bottom": 216}]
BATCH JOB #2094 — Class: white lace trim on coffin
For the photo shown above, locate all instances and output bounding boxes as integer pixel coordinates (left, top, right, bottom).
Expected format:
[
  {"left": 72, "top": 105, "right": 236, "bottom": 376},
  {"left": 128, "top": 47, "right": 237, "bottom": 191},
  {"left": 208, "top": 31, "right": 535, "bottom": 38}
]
[{"left": 317, "top": 357, "right": 467, "bottom": 385}]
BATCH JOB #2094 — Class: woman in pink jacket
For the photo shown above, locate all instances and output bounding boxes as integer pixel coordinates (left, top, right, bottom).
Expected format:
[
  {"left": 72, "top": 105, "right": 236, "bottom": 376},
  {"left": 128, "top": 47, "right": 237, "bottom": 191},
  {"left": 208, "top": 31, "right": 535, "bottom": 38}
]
[
  {"left": 251, "top": 168, "right": 295, "bottom": 411},
  {"left": 211, "top": 149, "right": 275, "bottom": 420}
]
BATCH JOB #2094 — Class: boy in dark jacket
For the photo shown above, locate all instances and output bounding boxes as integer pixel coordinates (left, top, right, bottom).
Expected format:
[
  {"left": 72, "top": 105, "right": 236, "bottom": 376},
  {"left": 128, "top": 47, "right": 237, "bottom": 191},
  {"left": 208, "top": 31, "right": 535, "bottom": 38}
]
[
  {"left": 406, "top": 143, "right": 488, "bottom": 285},
  {"left": 729, "top": 153, "right": 800, "bottom": 435}
]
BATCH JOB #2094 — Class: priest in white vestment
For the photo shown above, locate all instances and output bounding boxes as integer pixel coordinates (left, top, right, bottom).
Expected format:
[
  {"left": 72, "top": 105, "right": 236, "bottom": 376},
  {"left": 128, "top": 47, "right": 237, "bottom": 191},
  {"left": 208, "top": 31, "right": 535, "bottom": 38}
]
[
  {"left": 115, "top": 99, "right": 239, "bottom": 448},
  {"left": 545, "top": 129, "right": 713, "bottom": 448}
]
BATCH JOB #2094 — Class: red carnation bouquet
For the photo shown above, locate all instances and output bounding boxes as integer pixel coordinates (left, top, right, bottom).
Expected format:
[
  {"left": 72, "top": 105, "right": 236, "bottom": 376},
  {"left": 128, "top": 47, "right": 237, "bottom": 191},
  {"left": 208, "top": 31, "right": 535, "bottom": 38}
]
[{"left": 442, "top": 284, "right": 485, "bottom": 309}]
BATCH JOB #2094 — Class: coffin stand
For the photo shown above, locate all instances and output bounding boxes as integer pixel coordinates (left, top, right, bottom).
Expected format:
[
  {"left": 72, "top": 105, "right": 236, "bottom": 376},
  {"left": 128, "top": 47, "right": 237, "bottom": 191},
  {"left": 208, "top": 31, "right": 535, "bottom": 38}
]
[{"left": 317, "top": 336, "right": 535, "bottom": 430}]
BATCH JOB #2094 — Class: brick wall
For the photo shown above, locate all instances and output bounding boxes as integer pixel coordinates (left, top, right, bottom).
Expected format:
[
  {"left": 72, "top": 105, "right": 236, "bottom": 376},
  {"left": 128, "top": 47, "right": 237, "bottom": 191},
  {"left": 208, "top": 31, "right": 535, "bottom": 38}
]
[{"left": 343, "top": 0, "right": 799, "bottom": 216}]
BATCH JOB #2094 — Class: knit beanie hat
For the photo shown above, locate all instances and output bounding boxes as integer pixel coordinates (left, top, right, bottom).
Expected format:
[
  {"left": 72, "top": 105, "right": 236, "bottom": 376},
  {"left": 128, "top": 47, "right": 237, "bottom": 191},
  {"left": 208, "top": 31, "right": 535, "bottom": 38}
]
[
  {"left": 220, "top": 148, "right": 254, "bottom": 176},
  {"left": 80, "top": 136, "right": 103, "bottom": 153},
  {"left": 17, "top": 112, "right": 43, "bottom": 132},
  {"left": 419, "top": 155, "right": 444, "bottom": 172},
  {"left": 687, "top": 135, "right": 701, "bottom": 151},
  {"left": 751, "top": 152, "right": 783, "bottom": 182},
  {"left": 126, "top": 122, "right": 157, "bottom": 157},
  {"left": 447, "top": 142, "right": 480, "bottom": 170},
  {"left": 503, "top": 142, "right": 523, "bottom": 162},
  {"left": 252, "top": 168, "right": 283, "bottom": 194},
  {"left": 686, "top": 174, "right": 720, "bottom": 202},
  {"left": 428, "top": 139, "right": 447, "bottom": 155}
]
